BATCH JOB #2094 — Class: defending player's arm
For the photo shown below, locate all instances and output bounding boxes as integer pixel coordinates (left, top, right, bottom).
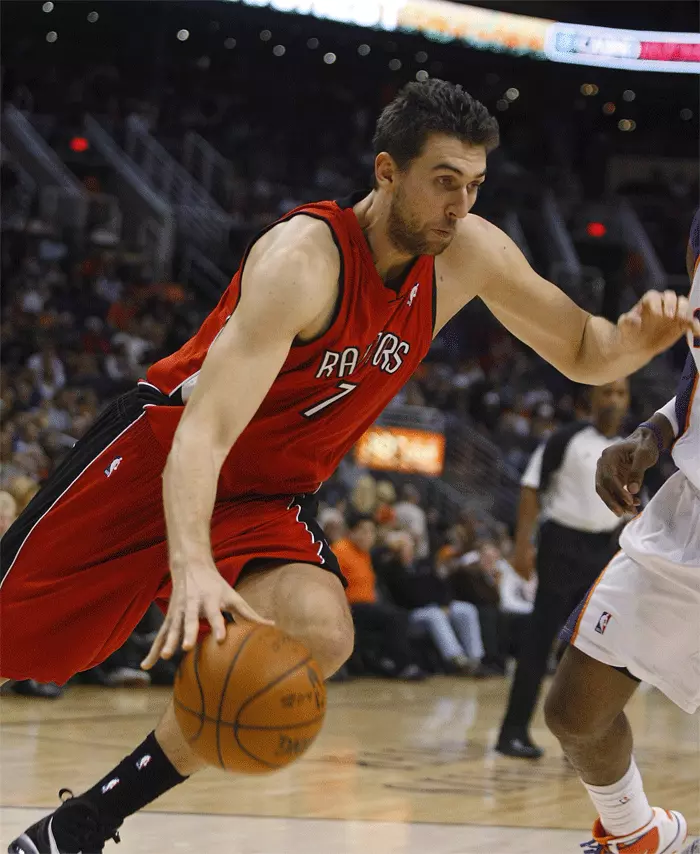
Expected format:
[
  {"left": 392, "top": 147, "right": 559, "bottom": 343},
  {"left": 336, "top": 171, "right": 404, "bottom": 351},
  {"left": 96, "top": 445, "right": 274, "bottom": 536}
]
[
  {"left": 143, "top": 219, "right": 340, "bottom": 667},
  {"left": 470, "top": 219, "right": 700, "bottom": 384},
  {"left": 596, "top": 401, "right": 677, "bottom": 516}
]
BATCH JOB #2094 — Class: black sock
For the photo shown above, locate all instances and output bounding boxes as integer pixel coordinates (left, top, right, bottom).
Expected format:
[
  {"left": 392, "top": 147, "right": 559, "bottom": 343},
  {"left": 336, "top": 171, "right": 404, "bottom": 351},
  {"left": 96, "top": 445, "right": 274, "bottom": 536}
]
[{"left": 74, "top": 731, "right": 188, "bottom": 826}]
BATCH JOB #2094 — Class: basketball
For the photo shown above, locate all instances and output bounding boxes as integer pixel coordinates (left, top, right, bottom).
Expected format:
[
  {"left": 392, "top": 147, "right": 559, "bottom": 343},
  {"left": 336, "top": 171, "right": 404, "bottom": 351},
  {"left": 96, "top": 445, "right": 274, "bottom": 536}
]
[{"left": 173, "top": 622, "right": 326, "bottom": 774}]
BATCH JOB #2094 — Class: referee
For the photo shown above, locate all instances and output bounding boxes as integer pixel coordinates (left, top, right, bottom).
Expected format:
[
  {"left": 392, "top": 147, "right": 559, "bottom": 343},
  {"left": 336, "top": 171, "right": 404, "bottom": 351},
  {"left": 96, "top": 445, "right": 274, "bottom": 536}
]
[{"left": 495, "top": 378, "right": 630, "bottom": 759}]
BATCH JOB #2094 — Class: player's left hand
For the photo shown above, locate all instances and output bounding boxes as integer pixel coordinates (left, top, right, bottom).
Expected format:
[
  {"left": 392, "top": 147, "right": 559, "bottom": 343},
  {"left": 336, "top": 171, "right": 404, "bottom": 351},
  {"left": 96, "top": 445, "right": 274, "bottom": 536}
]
[
  {"left": 595, "top": 431, "right": 659, "bottom": 516},
  {"left": 616, "top": 290, "right": 700, "bottom": 355}
]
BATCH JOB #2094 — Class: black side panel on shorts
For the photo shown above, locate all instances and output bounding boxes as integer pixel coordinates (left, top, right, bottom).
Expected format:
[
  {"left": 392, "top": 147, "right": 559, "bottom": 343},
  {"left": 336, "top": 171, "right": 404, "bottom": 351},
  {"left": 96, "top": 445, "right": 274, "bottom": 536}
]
[
  {"left": 292, "top": 493, "right": 347, "bottom": 587},
  {"left": 0, "top": 388, "right": 161, "bottom": 584}
]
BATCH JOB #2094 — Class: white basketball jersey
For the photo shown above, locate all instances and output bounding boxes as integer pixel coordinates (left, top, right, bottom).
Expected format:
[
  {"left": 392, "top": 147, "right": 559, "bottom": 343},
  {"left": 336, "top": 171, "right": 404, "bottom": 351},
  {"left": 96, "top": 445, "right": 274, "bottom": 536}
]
[{"left": 671, "top": 256, "right": 700, "bottom": 491}]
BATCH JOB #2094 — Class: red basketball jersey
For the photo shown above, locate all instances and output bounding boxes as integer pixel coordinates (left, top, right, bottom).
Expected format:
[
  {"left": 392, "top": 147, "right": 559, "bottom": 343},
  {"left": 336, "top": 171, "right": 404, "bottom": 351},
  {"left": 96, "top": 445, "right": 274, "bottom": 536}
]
[{"left": 146, "top": 194, "right": 436, "bottom": 499}]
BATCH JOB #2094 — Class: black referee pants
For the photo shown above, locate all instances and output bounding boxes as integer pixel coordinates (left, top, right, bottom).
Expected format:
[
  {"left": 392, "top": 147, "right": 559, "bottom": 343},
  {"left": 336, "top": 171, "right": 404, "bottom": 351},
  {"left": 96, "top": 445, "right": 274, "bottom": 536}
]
[{"left": 500, "top": 522, "right": 618, "bottom": 734}]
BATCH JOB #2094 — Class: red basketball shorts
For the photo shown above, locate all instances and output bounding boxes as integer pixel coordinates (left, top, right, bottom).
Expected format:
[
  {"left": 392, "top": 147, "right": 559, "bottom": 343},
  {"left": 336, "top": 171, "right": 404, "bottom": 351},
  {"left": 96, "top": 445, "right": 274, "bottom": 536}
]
[{"left": 0, "top": 387, "right": 342, "bottom": 685}]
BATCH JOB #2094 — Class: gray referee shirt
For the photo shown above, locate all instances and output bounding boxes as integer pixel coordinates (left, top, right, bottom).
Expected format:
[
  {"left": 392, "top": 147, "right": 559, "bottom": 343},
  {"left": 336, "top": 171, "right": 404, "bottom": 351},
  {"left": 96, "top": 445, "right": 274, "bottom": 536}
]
[{"left": 521, "top": 423, "right": 621, "bottom": 534}]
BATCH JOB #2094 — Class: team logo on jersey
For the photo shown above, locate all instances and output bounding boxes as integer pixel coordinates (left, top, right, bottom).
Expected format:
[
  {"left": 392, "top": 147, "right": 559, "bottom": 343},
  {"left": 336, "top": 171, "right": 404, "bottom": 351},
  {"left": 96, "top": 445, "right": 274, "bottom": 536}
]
[
  {"left": 104, "top": 457, "right": 123, "bottom": 478},
  {"left": 595, "top": 612, "right": 612, "bottom": 635},
  {"left": 407, "top": 283, "right": 420, "bottom": 306}
]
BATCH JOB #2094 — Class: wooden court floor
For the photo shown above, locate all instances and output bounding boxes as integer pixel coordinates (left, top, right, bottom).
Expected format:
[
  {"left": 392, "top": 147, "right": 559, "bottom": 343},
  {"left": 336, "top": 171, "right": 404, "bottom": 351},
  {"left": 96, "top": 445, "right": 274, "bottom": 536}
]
[{"left": 1, "top": 677, "right": 698, "bottom": 853}]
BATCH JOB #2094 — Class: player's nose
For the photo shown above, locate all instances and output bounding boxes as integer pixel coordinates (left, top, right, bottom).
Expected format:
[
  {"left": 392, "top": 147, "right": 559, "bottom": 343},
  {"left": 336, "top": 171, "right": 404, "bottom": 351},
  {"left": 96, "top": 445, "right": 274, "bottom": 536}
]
[{"left": 446, "top": 188, "right": 471, "bottom": 220}]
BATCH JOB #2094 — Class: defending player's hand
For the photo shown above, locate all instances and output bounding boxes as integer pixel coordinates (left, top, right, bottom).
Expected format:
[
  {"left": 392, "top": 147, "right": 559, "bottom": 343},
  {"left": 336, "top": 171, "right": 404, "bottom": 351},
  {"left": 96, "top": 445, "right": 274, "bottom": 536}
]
[
  {"left": 595, "top": 433, "right": 659, "bottom": 517},
  {"left": 616, "top": 289, "right": 700, "bottom": 356},
  {"left": 141, "top": 564, "right": 273, "bottom": 669}
]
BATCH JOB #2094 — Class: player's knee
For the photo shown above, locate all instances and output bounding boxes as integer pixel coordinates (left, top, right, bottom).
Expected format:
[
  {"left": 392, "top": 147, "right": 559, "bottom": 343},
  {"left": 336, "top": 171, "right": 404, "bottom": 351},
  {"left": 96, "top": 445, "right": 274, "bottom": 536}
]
[
  {"left": 300, "top": 610, "right": 354, "bottom": 678},
  {"left": 544, "top": 681, "right": 601, "bottom": 742},
  {"left": 276, "top": 571, "right": 354, "bottom": 677}
]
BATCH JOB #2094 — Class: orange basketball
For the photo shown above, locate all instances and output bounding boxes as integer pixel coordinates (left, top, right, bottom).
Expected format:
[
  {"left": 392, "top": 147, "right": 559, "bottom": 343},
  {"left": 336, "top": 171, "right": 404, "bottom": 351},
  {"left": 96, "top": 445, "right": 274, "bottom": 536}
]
[{"left": 173, "top": 623, "right": 326, "bottom": 774}]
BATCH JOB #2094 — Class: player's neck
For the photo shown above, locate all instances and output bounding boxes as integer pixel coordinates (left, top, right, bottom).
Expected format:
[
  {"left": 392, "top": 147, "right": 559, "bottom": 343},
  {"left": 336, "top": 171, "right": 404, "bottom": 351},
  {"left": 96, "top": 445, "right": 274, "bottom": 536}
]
[{"left": 353, "top": 192, "right": 417, "bottom": 283}]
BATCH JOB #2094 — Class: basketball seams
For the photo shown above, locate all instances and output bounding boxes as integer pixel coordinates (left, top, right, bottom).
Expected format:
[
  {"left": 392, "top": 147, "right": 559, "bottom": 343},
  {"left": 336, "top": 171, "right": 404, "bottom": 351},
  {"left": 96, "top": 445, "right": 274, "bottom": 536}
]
[
  {"left": 176, "top": 628, "right": 325, "bottom": 773},
  {"left": 191, "top": 643, "right": 207, "bottom": 742},
  {"left": 215, "top": 625, "right": 263, "bottom": 770},
  {"left": 235, "top": 653, "right": 313, "bottom": 723},
  {"left": 173, "top": 695, "right": 325, "bottom": 730}
]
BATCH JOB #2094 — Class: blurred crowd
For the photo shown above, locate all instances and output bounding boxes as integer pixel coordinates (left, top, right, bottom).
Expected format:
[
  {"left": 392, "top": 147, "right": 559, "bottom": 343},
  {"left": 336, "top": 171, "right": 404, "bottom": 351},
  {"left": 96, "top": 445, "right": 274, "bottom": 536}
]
[{"left": 316, "top": 475, "right": 536, "bottom": 683}]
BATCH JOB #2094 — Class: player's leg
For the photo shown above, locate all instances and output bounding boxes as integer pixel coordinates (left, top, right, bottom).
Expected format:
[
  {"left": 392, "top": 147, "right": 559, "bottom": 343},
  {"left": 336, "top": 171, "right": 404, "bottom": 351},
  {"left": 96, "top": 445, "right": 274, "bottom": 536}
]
[
  {"left": 544, "top": 548, "right": 690, "bottom": 853},
  {"left": 495, "top": 585, "right": 572, "bottom": 758},
  {"left": 545, "top": 648, "right": 686, "bottom": 851},
  {"left": 10, "top": 557, "right": 354, "bottom": 854},
  {"left": 0, "top": 387, "right": 171, "bottom": 687},
  {"left": 545, "top": 644, "right": 640, "bottom": 791}
]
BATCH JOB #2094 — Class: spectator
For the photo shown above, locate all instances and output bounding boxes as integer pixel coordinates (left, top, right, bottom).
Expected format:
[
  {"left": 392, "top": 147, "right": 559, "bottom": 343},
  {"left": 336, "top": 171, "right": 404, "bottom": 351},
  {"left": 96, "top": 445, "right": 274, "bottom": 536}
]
[
  {"left": 27, "top": 343, "right": 67, "bottom": 399},
  {"left": 318, "top": 506, "right": 346, "bottom": 545},
  {"left": 333, "top": 511, "right": 425, "bottom": 680},
  {"left": 0, "top": 490, "right": 18, "bottom": 537},
  {"left": 349, "top": 474, "right": 377, "bottom": 515},
  {"left": 436, "top": 523, "right": 508, "bottom": 676},
  {"left": 375, "top": 530, "right": 484, "bottom": 674},
  {"left": 394, "top": 482, "right": 430, "bottom": 560}
]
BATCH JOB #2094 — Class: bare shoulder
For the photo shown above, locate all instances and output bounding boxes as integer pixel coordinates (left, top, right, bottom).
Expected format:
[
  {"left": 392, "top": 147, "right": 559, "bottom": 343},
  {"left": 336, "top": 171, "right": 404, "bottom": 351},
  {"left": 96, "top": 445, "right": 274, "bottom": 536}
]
[
  {"left": 438, "top": 214, "right": 532, "bottom": 307},
  {"left": 246, "top": 215, "right": 340, "bottom": 284},
  {"left": 238, "top": 214, "right": 341, "bottom": 340},
  {"left": 445, "top": 215, "right": 517, "bottom": 273}
]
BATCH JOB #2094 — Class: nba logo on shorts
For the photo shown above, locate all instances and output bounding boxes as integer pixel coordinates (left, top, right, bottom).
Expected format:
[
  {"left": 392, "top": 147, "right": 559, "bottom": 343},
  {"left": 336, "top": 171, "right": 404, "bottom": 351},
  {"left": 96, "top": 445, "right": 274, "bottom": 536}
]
[
  {"left": 595, "top": 612, "right": 612, "bottom": 635},
  {"left": 104, "top": 456, "right": 123, "bottom": 478}
]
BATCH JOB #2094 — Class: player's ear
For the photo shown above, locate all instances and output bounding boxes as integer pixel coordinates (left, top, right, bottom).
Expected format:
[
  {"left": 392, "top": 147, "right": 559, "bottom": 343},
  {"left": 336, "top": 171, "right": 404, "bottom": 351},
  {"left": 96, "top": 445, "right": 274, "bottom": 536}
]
[{"left": 375, "top": 152, "right": 397, "bottom": 189}]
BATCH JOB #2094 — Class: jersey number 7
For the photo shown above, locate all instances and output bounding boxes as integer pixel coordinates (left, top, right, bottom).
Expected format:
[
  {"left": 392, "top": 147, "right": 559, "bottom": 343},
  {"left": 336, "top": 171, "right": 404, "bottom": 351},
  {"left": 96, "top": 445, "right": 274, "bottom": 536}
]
[{"left": 301, "top": 383, "right": 358, "bottom": 418}]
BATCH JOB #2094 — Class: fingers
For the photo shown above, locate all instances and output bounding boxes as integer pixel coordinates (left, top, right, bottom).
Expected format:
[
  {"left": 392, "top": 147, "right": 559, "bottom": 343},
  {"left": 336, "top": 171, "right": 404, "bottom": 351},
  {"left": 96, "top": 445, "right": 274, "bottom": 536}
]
[
  {"left": 226, "top": 592, "right": 275, "bottom": 626},
  {"left": 141, "top": 619, "right": 170, "bottom": 670},
  {"left": 203, "top": 600, "right": 227, "bottom": 644},
  {"left": 642, "top": 290, "right": 699, "bottom": 332},
  {"left": 182, "top": 594, "right": 205, "bottom": 651},
  {"left": 160, "top": 608, "right": 185, "bottom": 660},
  {"left": 596, "top": 456, "right": 637, "bottom": 516}
]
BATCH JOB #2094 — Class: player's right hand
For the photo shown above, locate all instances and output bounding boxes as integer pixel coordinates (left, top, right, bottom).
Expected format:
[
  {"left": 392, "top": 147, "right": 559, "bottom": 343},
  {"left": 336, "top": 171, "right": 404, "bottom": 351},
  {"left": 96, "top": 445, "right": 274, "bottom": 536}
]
[
  {"left": 141, "top": 564, "right": 273, "bottom": 669},
  {"left": 595, "top": 432, "right": 659, "bottom": 517}
]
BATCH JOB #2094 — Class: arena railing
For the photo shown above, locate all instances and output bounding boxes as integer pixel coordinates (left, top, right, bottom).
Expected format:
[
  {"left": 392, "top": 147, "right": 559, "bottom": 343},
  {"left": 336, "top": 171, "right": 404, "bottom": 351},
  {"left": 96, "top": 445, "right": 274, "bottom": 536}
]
[
  {"left": 182, "top": 132, "right": 238, "bottom": 212},
  {"left": 124, "top": 122, "right": 232, "bottom": 257},
  {"left": 85, "top": 116, "right": 176, "bottom": 281},
  {"left": 3, "top": 105, "right": 88, "bottom": 232}
]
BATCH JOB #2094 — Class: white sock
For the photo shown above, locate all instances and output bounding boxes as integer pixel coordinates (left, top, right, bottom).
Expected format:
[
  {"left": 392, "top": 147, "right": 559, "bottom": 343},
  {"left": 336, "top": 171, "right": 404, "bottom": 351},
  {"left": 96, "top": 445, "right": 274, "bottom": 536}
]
[{"left": 583, "top": 759, "right": 654, "bottom": 838}]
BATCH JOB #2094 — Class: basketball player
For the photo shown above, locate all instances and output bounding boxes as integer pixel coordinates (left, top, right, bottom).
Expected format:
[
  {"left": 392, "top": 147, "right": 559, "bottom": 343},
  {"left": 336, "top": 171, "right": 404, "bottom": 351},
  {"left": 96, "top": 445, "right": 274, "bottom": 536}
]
[
  {"left": 3, "top": 80, "right": 699, "bottom": 854},
  {"left": 545, "top": 208, "right": 700, "bottom": 854}
]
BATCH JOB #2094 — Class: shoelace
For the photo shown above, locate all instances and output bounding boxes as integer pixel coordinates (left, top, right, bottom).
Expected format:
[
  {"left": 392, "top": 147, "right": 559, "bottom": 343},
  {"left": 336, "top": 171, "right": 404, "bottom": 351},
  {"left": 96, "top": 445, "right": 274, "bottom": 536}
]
[{"left": 57, "top": 789, "right": 121, "bottom": 850}]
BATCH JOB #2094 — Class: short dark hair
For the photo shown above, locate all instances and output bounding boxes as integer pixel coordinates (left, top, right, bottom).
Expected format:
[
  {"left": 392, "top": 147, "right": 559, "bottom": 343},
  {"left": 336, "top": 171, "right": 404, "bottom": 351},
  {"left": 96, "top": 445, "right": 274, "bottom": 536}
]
[
  {"left": 346, "top": 510, "right": 375, "bottom": 532},
  {"left": 372, "top": 79, "right": 500, "bottom": 174}
]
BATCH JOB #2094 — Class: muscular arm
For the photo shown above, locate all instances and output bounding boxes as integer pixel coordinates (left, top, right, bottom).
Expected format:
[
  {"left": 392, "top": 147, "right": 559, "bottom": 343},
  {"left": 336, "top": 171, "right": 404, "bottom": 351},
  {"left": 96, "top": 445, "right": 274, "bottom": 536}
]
[
  {"left": 466, "top": 218, "right": 698, "bottom": 384},
  {"left": 164, "top": 219, "right": 339, "bottom": 573}
]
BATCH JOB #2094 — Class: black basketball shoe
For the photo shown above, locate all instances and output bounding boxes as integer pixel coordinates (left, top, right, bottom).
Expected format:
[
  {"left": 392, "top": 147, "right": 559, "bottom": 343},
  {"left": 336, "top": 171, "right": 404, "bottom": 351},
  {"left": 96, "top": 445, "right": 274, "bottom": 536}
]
[{"left": 8, "top": 789, "right": 121, "bottom": 854}]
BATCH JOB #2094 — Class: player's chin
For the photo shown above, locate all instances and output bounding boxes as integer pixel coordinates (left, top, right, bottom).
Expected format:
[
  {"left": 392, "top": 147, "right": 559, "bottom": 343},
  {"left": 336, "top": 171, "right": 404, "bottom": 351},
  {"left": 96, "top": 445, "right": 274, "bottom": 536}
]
[{"left": 425, "top": 231, "right": 454, "bottom": 255}]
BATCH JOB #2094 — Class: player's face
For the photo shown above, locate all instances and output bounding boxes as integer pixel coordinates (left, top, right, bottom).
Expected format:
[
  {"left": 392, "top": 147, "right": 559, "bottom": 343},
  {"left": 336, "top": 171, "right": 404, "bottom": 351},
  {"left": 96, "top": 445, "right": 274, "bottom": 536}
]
[{"left": 387, "top": 134, "right": 487, "bottom": 256}]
